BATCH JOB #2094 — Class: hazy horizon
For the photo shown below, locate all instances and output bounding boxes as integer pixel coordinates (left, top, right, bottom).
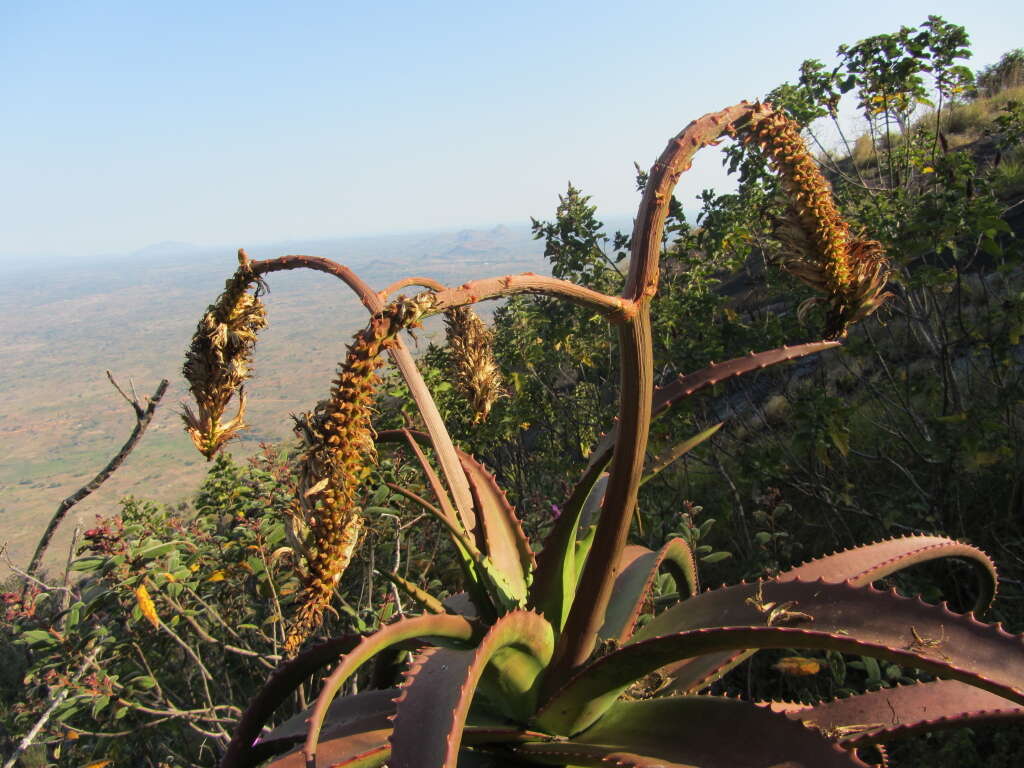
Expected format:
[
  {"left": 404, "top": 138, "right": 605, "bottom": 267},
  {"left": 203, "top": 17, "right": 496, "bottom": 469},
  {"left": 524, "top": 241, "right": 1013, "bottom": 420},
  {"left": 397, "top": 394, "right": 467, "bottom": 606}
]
[{"left": 4, "top": 2, "right": 1021, "bottom": 266}]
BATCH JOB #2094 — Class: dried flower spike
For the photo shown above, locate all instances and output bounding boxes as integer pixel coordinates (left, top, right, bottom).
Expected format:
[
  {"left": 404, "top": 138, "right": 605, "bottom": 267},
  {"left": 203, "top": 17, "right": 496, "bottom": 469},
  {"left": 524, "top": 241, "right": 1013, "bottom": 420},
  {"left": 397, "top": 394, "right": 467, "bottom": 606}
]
[
  {"left": 182, "top": 249, "right": 267, "bottom": 458},
  {"left": 743, "top": 106, "right": 892, "bottom": 338},
  {"left": 445, "top": 305, "right": 505, "bottom": 423},
  {"left": 284, "top": 293, "right": 437, "bottom": 655}
]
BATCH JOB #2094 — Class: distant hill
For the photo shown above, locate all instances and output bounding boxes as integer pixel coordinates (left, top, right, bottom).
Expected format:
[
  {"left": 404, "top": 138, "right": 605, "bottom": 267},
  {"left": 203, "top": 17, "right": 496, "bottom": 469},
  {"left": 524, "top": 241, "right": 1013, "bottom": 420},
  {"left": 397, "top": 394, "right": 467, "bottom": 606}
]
[{"left": 0, "top": 224, "right": 547, "bottom": 570}]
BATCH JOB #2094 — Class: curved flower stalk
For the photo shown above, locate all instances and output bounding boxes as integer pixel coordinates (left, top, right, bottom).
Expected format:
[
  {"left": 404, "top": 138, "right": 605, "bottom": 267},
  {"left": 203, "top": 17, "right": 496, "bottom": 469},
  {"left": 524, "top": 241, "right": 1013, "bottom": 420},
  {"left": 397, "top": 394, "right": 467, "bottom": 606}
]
[
  {"left": 736, "top": 107, "right": 893, "bottom": 338},
  {"left": 183, "top": 104, "right": 1024, "bottom": 768},
  {"left": 182, "top": 250, "right": 267, "bottom": 458}
]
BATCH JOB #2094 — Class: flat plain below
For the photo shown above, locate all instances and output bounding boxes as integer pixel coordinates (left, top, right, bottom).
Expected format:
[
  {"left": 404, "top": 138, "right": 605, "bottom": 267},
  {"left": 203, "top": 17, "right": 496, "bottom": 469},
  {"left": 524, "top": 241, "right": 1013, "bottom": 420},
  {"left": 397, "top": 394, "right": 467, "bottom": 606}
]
[{"left": 0, "top": 225, "right": 545, "bottom": 571}]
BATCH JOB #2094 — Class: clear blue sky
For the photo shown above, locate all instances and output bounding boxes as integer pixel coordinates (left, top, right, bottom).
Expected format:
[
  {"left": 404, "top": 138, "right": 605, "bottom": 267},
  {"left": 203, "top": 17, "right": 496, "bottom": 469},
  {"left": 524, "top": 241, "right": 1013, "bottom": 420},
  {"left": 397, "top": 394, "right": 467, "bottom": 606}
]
[{"left": 1, "top": 1, "right": 1021, "bottom": 262}]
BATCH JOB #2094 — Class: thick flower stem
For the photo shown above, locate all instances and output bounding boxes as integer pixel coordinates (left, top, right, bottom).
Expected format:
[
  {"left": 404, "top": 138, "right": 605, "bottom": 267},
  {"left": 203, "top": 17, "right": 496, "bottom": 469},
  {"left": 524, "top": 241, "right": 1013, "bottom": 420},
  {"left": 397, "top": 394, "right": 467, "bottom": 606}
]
[{"left": 544, "top": 102, "right": 760, "bottom": 692}]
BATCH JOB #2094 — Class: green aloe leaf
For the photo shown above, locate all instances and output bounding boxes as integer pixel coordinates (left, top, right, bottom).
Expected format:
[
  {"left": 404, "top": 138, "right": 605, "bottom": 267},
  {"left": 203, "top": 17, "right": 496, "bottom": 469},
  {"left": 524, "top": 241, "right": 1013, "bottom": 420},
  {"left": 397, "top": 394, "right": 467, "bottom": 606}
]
[
  {"left": 529, "top": 470, "right": 609, "bottom": 630},
  {"left": 378, "top": 569, "right": 446, "bottom": 614},
  {"left": 640, "top": 422, "right": 723, "bottom": 485}
]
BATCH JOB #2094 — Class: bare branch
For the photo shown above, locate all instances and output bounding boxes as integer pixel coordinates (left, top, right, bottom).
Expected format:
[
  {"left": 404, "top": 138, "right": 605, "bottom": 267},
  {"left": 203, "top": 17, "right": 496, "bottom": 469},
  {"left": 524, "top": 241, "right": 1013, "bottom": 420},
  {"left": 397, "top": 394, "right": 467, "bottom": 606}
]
[{"left": 25, "top": 377, "right": 169, "bottom": 579}]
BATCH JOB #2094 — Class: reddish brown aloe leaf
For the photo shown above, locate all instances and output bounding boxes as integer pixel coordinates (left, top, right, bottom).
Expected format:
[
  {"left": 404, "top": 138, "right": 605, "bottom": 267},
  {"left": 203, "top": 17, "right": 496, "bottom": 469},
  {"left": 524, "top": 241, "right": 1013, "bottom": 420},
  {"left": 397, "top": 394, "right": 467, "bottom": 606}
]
[
  {"left": 389, "top": 611, "right": 554, "bottom": 768},
  {"left": 264, "top": 728, "right": 392, "bottom": 768},
  {"left": 537, "top": 580, "right": 1024, "bottom": 735},
  {"left": 517, "top": 697, "right": 867, "bottom": 767},
  {"left": 303, "top": 614, "right": 477, "bottom": 766},
  {"left": 267, "top": 688, "right": 397, "bottom": 746},
  {"left": 658, "top": 535, "right": 1000, "bottom": 697},
  {"left": 599, "top": 538, "right": 699, "bottom": 645},
  {"left": 778, "top": 534, "right": 999, "bottom": 613},
  {"left": 459, "top": 451, "right": 535, "bottom": 600},
  {"left": 582, "top": 341, "right": 840, "bottom": 476},
  {"left": 221, "top": 635, "right": 359, "bottom": 768},
  {"left": 651, "top": 342, "right": 839, "bottom": 415},
  {"left": 781, "top": 679, "right": 1024, "bottom": 748}
]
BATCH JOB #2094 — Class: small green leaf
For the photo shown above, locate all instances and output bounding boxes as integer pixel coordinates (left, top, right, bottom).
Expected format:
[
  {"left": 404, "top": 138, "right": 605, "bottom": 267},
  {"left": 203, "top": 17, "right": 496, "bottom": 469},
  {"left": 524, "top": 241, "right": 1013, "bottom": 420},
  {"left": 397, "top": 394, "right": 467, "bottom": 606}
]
[{"left": 700, "top": 551, "right": 732, "bottom": 564}]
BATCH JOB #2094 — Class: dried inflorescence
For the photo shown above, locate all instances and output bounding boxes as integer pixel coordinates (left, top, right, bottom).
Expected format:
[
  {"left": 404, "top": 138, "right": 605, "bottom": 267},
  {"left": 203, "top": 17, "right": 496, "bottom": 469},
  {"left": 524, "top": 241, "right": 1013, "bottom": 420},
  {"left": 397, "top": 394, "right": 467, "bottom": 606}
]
[
  {"left": 739, "top": 106, "right": 892, "bottom": 338},
  {"left": 444, "top": 305, "right": 505, "bottom": 423},
  {"left": 284, "top": 293, "right": 438, "bottom": 655},
  {"left": 182, "top": 250, "right": 267, "bottom": 458}
]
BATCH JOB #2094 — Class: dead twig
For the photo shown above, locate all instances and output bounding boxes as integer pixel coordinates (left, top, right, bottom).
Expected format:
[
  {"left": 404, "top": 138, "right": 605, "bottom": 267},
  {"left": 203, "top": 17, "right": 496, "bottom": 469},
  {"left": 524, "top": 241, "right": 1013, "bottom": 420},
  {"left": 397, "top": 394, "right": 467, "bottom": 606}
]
[{"left": 24, "top": 375, "right": 169, "bottom": 579}]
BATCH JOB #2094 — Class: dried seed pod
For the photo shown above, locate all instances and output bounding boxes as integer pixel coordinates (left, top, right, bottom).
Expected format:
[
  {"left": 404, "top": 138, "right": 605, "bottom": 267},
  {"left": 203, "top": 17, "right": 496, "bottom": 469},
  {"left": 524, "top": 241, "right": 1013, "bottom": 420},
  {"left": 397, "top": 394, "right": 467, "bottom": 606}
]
[
  {"left": 284, "top": 293, "right": 437, "bottom": 655},
  {"left": 746, "top": 107, "right": 892, "bottom": 338},
  {"left": 182, "top": 250, "right": 267, "bottom": 458},
  {"left": 444, "top": 305, "right": 505, "bottom": 423}
]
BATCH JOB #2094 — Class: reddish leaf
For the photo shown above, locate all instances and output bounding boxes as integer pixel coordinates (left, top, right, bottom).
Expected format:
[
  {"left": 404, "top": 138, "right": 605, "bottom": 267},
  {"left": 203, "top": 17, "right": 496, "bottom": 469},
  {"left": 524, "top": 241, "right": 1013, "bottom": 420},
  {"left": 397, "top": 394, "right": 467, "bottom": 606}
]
[
  {"left": 583, "top": 342, "right": 839, "bottom": 474},
  {"left": 538, "top": 580, "right": 1024, "bottom": 735},
  {"left": 389, "top": 611, "right": 554, "bottom": 768},
  {"left": 779, "top": 534, "right": 999, "bottom": 613},
  {"left": 304, "top": 614, "right": 477, "bottom": 766},
  {"left": 660, "top": 535, "right": 1000, "bottom": 696},
  {"left": 781, "top": 679, "right": 1024, "bottom": 747},
  {"left": 599, "top": 538, "right": 699, "bottom": 644},
  {"left": 652, "top": 342, "right": 840, "bottom": 416},
  {"left": 221, "top": 635, "right": 359, "bottom": 768},
  {"left": 517, "top": 697, "right": 866, "bottom": 767}
]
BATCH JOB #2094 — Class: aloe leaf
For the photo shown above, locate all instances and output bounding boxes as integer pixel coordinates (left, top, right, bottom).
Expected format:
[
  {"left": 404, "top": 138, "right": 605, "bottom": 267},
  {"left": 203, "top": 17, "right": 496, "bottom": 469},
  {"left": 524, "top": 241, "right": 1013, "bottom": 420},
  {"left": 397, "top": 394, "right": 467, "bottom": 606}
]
[
  {"left": 460, "top": 451, "right": 535, "bottom": 602},
  {"left": 221, "top": 635, "right": 359, "bottom": 768},
  {"left": 378, "top": 429, "right": 465, "bottom": 531},
  {"left": 640, "top": 422, "right": 723, "bottom": 485},
  {"left": 779, "top": 679, "right": 1024, "bottom": 748},
  {"left": 383, "top": 480, "right": 496, "bottom": 620},
  {"left": 778, "top": 534, "right": 999, "bottom": 613},
  {"left": 598, "top": 538, "right": 699, "bottom": 644},
  {"left": 389, "top": 611, "right": 555, "bottom": 768},
  {"left": 264, "top": 726, "right": 530, "bottom": 768},
  {"left": 652, "top": 342, "right": 840, "bottom": 416},
  {"left": 658, "top": 534, "right": 1001, "bottom": 696},
  {"left": 583, "top": 342, "right": 839, "bottom": 475},
  {"left": 381, "top": 429, "right": 532, "bottom": 610},
  {"left": 538, "top": 580, "right": 1024, "bottom": 735},
  {"left": 378, "top": 570, "right": 445, "bottom": 614},
  {"left": 262, "top": 687, "right": 397, "bottom": 755},
  {"left": 528, "top": 469, "right": 608, "bottom": 630},
  {"left": 263, "top": 728, "right": 392, "bottom": 768},
  {"left": 518, "top": 697, "right": 867, "bottom": 767},
  {"left": 303, "top": 614, "right": 478, "bottom": 766}
]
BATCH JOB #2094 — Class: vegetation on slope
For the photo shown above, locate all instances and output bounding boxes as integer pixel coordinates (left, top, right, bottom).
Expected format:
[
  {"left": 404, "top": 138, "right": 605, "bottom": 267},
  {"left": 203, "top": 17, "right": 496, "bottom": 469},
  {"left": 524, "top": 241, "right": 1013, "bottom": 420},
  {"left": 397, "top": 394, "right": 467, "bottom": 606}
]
[{"left": 3, "top": 16, "right": 1024, "bottom": 768}]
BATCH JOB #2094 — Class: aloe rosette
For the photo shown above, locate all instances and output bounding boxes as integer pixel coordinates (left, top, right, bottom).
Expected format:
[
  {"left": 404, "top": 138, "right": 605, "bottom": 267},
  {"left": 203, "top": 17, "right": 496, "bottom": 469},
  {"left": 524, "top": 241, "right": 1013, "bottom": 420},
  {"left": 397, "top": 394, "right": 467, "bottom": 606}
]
[{"left": 187, "top": 103, "right": 1024, "bottom": 768}]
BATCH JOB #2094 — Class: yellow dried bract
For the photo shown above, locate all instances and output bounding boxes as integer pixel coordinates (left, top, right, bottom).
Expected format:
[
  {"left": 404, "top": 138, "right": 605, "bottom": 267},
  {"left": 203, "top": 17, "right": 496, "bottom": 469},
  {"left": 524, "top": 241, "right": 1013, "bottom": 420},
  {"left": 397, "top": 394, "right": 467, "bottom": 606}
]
[
  {"left": 740, "top": 106, "right": 892, "bottom": 338},
  {"left": 135, "top": 584, "right": 159, "bottom": 628},
  {"left": 284, "top": 293, "right": 437, "bottom": 655},
  {"left": 181, "top": 250, "right": 267, "bottom": 458},
  {"left": 445, "top": 305, "right": 505, "bottom": 423}
]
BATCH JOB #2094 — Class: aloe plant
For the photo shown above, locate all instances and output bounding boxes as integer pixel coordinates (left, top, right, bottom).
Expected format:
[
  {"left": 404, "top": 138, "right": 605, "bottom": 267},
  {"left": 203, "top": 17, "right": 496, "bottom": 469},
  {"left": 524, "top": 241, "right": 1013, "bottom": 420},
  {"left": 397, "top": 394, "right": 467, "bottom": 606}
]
[{"left": 187, "top": 103, "right": 1024, "bottom": 768}]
